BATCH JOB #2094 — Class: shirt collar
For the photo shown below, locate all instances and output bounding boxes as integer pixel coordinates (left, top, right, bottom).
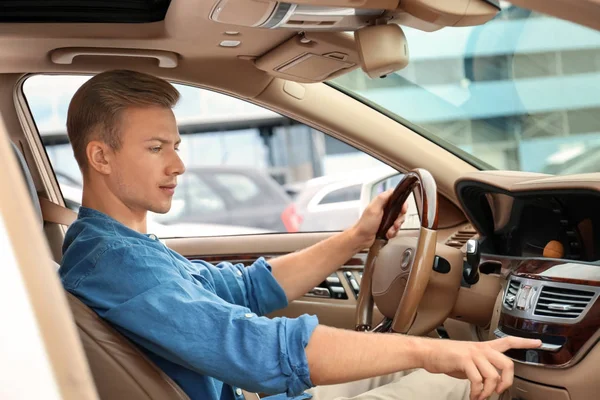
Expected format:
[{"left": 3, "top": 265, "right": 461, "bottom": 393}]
[
  {"left": 78, "top": 206, "right": 115, "bottom": 221},
  {"left": 78, "top": 206, "right": 158, "bottom": 240}
]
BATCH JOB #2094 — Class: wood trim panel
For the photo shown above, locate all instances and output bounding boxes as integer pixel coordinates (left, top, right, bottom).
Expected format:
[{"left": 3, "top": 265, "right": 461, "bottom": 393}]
[
  {"left": 188, "top": 253, "right": 367, "bottom": 267},
  {"left": 499, "top": 298, "right": 600, "bottom": 366},
  {"left": 377, "top": 169, "right": 438, "bottom": 239},
  {"left": 482, "top": 255, "right": 600, "bottom": 287},
  {"left": 483, "top": 255, "right": 600, "bottom": 366}
]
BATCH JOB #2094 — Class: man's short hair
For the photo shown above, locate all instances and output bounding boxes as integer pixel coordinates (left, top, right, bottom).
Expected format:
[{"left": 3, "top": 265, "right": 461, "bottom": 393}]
[{"left": 67, "top": 69, "right": 180, "bottom": 173}]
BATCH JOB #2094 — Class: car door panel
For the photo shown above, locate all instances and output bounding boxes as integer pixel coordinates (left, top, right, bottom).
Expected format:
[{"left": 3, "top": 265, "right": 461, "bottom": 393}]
[{"left": 164, "top": 230, "right": 427, "bottom": 329}]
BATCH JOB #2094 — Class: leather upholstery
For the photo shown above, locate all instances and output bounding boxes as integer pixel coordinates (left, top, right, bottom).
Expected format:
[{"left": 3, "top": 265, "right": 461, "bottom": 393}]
[{"left": 66, "top": 291, "right": 191, "bottom": 400}]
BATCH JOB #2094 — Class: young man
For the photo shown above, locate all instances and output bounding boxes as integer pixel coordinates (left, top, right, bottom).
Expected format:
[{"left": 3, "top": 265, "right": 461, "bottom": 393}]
[{"left": 59, "top": 70, "right": 540, "bottom": 400}]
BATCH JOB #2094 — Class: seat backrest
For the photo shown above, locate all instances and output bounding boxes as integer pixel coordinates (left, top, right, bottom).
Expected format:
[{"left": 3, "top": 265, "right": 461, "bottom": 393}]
[
  {"left": 11, "top": 141, "right": 190, "bottom": 400},
  {"left": 65, "top": 290, "right": 191, "bottom": 400}
]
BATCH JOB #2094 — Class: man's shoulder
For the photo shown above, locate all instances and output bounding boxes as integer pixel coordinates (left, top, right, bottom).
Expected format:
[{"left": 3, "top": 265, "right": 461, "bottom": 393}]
[
  {"left": 62, "top": 217, "right": 132, "bottom": 262},
  {"left": 60, "top": 217, "right": 171, "bottom": 290}
]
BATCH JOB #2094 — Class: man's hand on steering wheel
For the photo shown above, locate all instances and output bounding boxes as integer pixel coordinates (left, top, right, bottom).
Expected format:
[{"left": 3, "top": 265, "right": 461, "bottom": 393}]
[{"left": 351, "top": 189, "right": 408, "bottom": 249}]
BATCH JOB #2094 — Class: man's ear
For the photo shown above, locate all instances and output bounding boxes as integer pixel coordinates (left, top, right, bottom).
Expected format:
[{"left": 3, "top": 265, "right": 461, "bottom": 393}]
[{"left": 86, "top": 140, "right": 113, "bottom": 175}]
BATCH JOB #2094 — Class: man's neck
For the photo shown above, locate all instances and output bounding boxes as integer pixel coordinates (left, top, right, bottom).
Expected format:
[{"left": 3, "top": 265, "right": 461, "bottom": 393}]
[{"left": 81, "top": 180, "right": 148, "bottom": 234}]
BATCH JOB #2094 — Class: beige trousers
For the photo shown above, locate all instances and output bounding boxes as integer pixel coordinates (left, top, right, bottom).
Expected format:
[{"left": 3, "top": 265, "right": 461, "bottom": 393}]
[{"left": 306, "top": 369, "right": 501, "bottom": 400}]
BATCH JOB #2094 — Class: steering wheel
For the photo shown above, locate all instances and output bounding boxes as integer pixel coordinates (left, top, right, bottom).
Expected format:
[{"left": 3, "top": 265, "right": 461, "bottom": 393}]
[{"left": 355, "top": 168, "right": 439, "bottom": 334}]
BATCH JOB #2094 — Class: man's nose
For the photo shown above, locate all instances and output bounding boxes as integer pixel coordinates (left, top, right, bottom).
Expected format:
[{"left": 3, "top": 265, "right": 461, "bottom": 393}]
[{"left": 167, "top": 151, "right": 186, "bottom": 176}]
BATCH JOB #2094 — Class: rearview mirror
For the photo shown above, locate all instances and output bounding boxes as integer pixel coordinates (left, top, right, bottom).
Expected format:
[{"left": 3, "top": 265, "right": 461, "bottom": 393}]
[
  {"left": 359, "top": 171, "right": 421, "bottom": 230},
  {"left": 355, "top": 24, "right": 409, "bottom": 79}
]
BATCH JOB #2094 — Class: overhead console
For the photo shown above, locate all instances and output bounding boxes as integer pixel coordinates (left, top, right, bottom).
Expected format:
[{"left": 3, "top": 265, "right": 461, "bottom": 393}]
[
  {"left": 209, "top": 0, "right": 499, "bottom": 32},
  {"left": 209, "top": 0, "right": 499, "bottom": 82},
  {"left": 210, "top": 0, "right": 499, "bottom": 81},
  {"left": 210, "top": 0, "right": 397, "bottom": 31}
]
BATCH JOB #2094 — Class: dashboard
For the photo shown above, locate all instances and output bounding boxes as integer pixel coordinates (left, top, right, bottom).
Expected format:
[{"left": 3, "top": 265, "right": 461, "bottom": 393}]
[
  {"left": 460, "top": 189, "right": 600, "bottom": 262},
  {"left": 455, "top": 172, "right": 600, "bottom": 375}
]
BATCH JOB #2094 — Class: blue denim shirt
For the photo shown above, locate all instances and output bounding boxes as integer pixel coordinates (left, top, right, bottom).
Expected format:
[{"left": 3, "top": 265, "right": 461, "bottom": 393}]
[{"left": 59, "top": 207, "right": 318, "bottom": 400}]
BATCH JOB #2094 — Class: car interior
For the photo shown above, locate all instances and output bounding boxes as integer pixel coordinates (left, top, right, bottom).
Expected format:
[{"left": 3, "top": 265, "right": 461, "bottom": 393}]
[{"left": 1, "top": 0, "right": 599, "bottom": 399}]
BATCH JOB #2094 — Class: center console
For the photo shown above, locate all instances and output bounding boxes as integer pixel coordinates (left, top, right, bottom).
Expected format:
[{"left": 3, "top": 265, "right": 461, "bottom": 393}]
[
  {"left": 489, "top": 256, "right": 600, "bottom": 367},
  {"left": 455, "top": 173, "right": 600, "bottom": 400}
]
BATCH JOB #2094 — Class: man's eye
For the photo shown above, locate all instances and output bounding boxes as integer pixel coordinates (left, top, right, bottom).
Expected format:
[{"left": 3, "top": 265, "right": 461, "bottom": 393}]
[
  {"left": 150, "top": 146, "right": 162, "bottom": 153},
  {"left": 175, "top": 147, "right": 180, "bottom": 152}
]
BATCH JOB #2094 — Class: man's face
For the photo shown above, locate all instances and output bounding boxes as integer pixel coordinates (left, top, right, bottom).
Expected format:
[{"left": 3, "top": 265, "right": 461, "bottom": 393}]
[{"left": 108, "top": 106, "right": 185, "bottom": 215}]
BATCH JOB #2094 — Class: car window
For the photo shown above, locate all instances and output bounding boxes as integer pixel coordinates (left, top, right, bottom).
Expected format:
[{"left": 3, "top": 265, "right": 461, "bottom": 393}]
[
  {"left": 180, "top": 174, "right": 227, "bottom": 214},
  {"left": 213, "top": 173, "right": 260, "bottom": 204},
  {"left": 318, "top": 184, "right": 362, "bottom": 205},
  {"left": 24, "top": 75, "right": 418, "bottom": 237}
]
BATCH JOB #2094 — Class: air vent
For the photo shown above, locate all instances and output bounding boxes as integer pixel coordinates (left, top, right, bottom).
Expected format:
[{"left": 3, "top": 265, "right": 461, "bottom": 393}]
[
  {"left": 503, "top": 279, "right": 520, "bottom": 309},
  {"left": 445, "top": 224, "right": 476, "bottom": 249},
  {"left": 534, "top": 286, "right": 594, "bottom": 319}
]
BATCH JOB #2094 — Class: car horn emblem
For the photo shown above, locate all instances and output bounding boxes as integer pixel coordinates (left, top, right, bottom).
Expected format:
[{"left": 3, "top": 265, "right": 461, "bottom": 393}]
[{"left": 400, "top": 248, "right": 413, "bottom": 270}]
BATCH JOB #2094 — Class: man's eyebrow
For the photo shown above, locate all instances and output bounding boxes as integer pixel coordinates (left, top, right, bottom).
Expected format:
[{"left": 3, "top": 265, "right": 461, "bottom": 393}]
[{"left": 145, "top": 137, "right": 182, "bottom": 145}]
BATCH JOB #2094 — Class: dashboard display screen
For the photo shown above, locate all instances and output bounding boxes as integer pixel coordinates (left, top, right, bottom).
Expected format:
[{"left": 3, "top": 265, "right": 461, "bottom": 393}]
[{"left": 473, "top": 191, "right": 600, "bottom": 262}]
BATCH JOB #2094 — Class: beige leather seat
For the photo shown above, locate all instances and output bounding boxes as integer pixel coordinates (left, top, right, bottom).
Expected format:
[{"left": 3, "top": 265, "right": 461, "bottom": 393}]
[
  {"left": 12, "top": 141, "right": 259, "bottom": 400},
  {"left": 66, "top": 290, "right": 191, "bottom": 400}
]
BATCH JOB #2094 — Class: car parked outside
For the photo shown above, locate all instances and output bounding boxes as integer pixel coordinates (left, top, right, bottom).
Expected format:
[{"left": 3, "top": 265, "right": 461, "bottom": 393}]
[
  {"left": 288, "top": 167, "right": 420, "bottom": 232},
  {"left": 58, "top": 177, "right": 272, "bottom": 238},
  {"left": 291, "top": 174, "right": 364, "bottom": 232},
  {"left": 151, "top": 166, "right": 294, "bottom": 232}
]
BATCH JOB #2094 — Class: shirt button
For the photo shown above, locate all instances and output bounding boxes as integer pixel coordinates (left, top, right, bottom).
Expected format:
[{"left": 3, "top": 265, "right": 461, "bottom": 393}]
[
  {"left": 149, "top": 234, "right": 158, "bottom": 240},
  {"left": 235, "top": 388, "right": 243, "bottom": 396},
  {"left": 244, "top": 313, "right": 253, "bottom": 318},
  {"left": 237, "top": 270, "right": 243, "bottom": 277}
]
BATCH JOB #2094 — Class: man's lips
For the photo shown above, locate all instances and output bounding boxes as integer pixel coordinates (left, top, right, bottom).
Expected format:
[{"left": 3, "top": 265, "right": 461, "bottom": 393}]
[{"left": 159, "top": 184, "right": 177, "bottom": 194}]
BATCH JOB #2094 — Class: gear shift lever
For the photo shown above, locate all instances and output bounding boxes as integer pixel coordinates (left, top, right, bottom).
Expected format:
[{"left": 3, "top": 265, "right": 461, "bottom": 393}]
[{"left": 464, "top": 239, "right": 480, "bottom": 284}]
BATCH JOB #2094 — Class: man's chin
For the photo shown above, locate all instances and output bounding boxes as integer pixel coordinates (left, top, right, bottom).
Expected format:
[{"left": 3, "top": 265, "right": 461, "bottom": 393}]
[{"left": 148, "top": 204, "right": 172, "bottom": 215}]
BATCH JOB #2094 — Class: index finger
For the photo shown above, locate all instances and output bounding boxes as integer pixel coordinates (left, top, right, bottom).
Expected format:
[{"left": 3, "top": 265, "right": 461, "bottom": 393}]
[{"left": 493, "top": 336, "right": 542, "bottom": 352}]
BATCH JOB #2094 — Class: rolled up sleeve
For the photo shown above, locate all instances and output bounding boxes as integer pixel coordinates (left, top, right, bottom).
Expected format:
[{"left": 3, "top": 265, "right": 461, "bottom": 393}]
[
  {"left": 191, "top": 257, "right": 288, "bottom": 315},
  {"left": 244, "top": 257, "right": 288, "bottom": 315},
  {"left": 104, "top": 280, "right": 318, "bottom": 395},
  {"left": 77, "top": 245, "right": 318, "bottom": 396}
]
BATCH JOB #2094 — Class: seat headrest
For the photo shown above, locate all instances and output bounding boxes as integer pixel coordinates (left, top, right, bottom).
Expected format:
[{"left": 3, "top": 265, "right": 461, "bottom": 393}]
[{"left": 10, "top": 141, "right": 43, "bottom": 223}]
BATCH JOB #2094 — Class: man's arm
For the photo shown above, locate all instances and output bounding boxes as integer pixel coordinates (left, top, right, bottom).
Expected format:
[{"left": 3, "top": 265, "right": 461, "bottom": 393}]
[
  {"left": 305, "top": 325, "right": 541, "bottom": 400},
  {"left": 269, "top": 190, "right": 407, "bottom": 301}
]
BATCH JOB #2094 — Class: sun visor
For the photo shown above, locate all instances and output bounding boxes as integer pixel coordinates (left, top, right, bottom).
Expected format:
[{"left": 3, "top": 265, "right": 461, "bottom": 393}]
[{"left": 254, "top": 32, "right": 359, "bottom": 83}]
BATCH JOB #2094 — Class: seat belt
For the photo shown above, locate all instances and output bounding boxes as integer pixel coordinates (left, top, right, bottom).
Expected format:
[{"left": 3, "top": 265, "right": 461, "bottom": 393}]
[
  {"left": 39, "top": 197, "right": 77, "bottom": 226},
  {"left": 242, "top": 391, "right": 260, "bottom": 400}
]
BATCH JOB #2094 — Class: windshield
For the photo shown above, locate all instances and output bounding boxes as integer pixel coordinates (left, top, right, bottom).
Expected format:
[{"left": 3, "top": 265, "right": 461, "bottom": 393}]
[{"left": 331, "top": 3, "right": 600, "bottom": 175}]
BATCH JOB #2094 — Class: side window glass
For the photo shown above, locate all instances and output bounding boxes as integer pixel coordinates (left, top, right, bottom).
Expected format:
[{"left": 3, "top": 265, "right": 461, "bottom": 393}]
[
  {"left": 24, "top": 75, "right": 419, "bottom": 237},
  {"left": 179, "top": 174, "right": 226, "bottom": 215},
  {"left": 213, "top": 173, "right": 261, "bottom": 205},
  {"left": 318, "top": 185, "right": 362, "bottom": 205}
]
